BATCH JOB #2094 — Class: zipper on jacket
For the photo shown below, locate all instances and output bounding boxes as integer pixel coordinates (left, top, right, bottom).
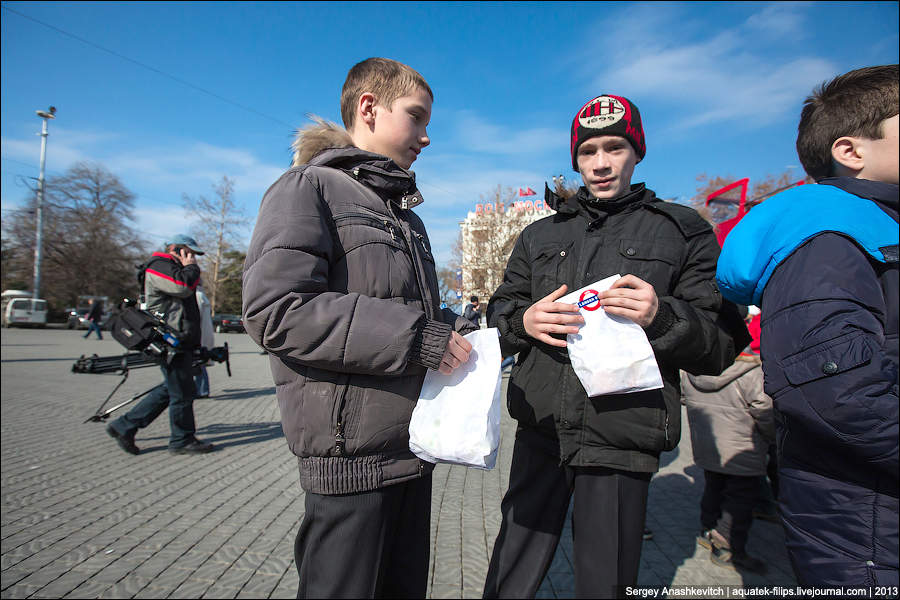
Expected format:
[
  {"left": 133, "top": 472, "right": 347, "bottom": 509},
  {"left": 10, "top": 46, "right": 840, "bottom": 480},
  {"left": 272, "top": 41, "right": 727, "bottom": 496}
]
[
  {"left": 334, "top": 421, "right": 346, "bottom": 456},
  {"left": 330, "top": 374, "right": 351, "bottom": 456},
  {"left": 383, "top": 220, "right": 397, "bottom": 241},
  {"left": 412, "top": 231, "right": 432, "bottom": 261},
  {"left": 664, "top": 411, "right": 670, "bottom": 443},
  {"left": 388, "top": 207, "right": 436, "bottom": 320}
]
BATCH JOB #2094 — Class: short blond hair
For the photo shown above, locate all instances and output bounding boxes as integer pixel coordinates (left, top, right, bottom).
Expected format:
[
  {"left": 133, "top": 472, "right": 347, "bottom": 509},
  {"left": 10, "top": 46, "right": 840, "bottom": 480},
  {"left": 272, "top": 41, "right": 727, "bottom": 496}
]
[{"left": 340, "top": 57, "right": 433, "bottom": 129}]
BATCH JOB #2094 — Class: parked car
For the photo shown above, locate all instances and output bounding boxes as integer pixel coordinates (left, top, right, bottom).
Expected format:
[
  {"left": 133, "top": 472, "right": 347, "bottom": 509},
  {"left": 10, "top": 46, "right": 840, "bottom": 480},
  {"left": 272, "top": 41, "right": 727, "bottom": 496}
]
[
  {"left": 1, "top": 290, "right": 47, "bottom": 328},
  {"left": 212, "top": 313, "right": 244, "bottom": 333}
]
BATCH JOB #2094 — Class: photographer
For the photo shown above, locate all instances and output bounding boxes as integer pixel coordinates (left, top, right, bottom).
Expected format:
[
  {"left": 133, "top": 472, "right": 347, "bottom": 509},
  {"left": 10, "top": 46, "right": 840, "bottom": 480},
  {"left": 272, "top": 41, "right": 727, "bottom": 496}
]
[{"left": 106, "top": 234, "right": 215, "bottom": 455}]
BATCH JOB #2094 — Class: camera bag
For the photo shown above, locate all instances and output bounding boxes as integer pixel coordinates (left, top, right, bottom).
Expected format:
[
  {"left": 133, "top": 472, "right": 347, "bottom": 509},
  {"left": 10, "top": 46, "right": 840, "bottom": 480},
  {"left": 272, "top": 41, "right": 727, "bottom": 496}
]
[{"left": 109, "top": 306, "right": 161, "bottom": 352}]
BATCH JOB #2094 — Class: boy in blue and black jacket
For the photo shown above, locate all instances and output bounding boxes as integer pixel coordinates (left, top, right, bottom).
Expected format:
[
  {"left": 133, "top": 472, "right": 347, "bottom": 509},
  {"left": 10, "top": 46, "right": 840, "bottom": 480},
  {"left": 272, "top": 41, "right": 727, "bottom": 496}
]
[{"left": 717, "top": 65, "right": 898, "bottom": 589}]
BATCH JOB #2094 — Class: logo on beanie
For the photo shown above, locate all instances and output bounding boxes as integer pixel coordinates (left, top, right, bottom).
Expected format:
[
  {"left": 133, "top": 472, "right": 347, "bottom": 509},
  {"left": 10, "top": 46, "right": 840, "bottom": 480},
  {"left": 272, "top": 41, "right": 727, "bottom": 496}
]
[{"left": 578, "top": 96, "right": 626, "bottom": 130}]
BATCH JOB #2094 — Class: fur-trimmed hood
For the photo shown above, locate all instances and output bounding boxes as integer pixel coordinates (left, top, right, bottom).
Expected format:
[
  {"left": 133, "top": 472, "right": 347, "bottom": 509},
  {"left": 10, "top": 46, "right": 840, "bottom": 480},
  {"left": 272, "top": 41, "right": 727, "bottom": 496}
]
[{"left": 291, "top": 116, "right": 354, "bottom": 167}]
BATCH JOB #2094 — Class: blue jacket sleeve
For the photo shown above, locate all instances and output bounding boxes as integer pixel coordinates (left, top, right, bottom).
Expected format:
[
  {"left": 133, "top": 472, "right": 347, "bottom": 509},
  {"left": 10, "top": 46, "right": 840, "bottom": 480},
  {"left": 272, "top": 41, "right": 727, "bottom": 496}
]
[{"left": 761, "top": 233, "right": 898, "bottom": 481}]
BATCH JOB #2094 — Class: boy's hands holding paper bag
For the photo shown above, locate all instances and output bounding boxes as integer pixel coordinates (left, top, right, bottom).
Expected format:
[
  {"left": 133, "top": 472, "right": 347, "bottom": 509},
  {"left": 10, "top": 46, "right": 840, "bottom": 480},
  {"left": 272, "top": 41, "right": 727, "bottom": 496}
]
[
  {"left": 439, "top": 331, "right": 473, "bottom": 374},
  {"left": 524, "top": 275, "right": 663, "bottom": 396},
  {"left": 524, "top": 275, "right": 660, "bottom": 346}
]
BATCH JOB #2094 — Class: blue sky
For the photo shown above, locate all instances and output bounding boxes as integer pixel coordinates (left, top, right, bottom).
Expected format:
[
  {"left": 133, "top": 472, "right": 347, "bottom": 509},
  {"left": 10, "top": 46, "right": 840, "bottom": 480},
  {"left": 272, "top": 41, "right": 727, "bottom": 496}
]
[{"left": 2, "top": 1, "right": 898, "bottom": 266}]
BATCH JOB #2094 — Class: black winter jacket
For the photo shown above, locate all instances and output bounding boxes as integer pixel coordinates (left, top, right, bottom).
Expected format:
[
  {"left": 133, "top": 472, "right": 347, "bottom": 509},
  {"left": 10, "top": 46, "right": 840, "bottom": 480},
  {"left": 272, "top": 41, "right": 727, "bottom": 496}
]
[
  {"left": 488, "top": 184, "right": 748, "bottom": 472},
  {"left": 243, "top": 125, "right": 475, "bottom": 495}
]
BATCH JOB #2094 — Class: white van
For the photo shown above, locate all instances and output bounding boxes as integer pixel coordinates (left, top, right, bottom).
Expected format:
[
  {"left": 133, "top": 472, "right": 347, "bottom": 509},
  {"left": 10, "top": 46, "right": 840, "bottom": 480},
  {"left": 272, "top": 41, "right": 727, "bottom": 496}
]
[{"left": 1, "top": 290, "right": 48, "bottom": 328}]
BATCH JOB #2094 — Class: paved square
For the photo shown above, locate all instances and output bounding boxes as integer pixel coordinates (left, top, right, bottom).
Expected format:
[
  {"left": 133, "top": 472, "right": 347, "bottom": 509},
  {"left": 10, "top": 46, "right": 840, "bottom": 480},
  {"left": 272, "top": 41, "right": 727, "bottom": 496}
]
[{"left": 2, "top": 327, "right": 795, "bottom": 598}]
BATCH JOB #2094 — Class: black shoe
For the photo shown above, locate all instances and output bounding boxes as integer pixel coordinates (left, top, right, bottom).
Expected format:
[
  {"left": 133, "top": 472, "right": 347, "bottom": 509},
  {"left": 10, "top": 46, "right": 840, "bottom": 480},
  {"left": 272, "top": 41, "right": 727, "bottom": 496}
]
[
  {"left": 169, "top": 438, "right": 214, "bottom": 454},
  {"left": 642, "top": 528, "right": 653, "bottom": 540},
  {"left": 106, "top": 425, "right": 140, "bottom": 455},
  {"left": 710, "top": 547, "right": 768, "bottom": 574}
]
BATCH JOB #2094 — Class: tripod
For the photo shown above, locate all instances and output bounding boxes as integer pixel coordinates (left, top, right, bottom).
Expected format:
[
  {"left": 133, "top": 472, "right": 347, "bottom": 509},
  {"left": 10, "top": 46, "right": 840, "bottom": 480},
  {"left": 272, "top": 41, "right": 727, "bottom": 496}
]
[{"left": 77, "top": 343, "right": 230, "bottom": 424}]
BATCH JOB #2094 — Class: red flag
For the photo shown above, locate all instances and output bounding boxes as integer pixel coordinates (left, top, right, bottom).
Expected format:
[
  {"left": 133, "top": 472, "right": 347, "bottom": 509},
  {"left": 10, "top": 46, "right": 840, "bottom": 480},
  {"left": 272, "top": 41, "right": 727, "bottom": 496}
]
[{"left": 518, "top": 187, "right": 536, "bottom": 196}]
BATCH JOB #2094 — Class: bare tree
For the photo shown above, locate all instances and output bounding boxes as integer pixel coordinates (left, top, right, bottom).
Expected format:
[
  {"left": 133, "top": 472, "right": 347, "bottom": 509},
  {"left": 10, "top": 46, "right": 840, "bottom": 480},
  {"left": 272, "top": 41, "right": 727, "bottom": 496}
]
[
  {"left": 691, "top": 170, "right": 813, "bottom": 223},
  {"left": 1, "top": 162, "right": 146, "bottom": 312},
  {"left": 182, "top": 176, "right": 249, "bottom": 314},
  {"left": 436, "top": 266, "right": 462, "bottom": 312}
]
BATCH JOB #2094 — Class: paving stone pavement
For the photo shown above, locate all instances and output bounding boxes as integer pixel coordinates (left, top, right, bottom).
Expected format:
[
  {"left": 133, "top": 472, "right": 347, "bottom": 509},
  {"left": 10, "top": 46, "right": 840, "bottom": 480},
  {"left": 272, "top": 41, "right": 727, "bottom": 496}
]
[{"left": 2, "top": 328, "right": 796, "bottom": 599}]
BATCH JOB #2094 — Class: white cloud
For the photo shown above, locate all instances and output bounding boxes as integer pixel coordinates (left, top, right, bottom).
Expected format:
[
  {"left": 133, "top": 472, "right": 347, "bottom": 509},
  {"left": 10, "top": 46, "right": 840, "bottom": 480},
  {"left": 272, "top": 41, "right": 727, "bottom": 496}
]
[{"left": 578, "top": 2, "right": 836, "bottom": 132}]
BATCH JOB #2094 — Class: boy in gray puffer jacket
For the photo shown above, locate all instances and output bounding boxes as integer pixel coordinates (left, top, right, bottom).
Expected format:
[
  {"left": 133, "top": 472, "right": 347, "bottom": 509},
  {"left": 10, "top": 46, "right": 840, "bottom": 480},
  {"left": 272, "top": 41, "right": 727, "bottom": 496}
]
[
  {"left": 243, "top": 58, "right": 475, "bottom": 598},
  {"left": 681, "top": 353, "right": 774, "bottom": 574}
]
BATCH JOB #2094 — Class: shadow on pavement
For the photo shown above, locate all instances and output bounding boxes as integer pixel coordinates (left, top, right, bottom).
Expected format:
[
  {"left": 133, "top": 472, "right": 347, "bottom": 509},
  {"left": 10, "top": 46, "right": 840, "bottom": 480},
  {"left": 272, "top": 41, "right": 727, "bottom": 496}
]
[
  {"left": 133, "top": 422, "right": 284, "bottom": 453},
  {"left": 209, "top": 387, "right": 276, "bottom": 401},
  {"left": 644, "top": 464, "right": 704, "bottom": 584}
]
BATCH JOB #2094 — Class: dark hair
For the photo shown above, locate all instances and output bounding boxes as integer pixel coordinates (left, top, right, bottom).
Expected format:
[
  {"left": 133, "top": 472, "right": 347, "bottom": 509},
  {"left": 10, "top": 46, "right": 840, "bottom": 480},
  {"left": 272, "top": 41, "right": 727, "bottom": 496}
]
[
  {"left": 470, "top": 295, "right": 478, "bottom": 303},
  {"left": 796, "top": 65, "right": 899, "bottom": 181}
]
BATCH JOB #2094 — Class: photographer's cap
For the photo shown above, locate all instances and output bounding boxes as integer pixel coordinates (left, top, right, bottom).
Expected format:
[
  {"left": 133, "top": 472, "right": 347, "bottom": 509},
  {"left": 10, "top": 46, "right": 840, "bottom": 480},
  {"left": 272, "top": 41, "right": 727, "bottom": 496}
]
[{"left": 166, "top": 234, "right": 205, "bottom": 255}]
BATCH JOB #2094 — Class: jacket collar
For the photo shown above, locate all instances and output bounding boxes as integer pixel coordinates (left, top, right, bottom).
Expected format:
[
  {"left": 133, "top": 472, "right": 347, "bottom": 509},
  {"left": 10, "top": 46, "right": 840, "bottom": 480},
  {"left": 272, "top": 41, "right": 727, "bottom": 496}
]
[
  {"left": 544, "top": 182, "right": 652, "bottom": 219},
  {"left": 819, "top": 176, "right": 899, "bottom": 223},
  {"left": 311, "top": 147, "right": 424, "bottom": 210}
]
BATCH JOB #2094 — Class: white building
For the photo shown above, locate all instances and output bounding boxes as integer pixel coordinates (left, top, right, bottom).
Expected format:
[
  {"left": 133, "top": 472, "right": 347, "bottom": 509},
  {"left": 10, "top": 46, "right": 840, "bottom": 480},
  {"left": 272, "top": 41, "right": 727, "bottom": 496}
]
[{"left": 458, "top": 196, "right": 555, "bottom": 302}]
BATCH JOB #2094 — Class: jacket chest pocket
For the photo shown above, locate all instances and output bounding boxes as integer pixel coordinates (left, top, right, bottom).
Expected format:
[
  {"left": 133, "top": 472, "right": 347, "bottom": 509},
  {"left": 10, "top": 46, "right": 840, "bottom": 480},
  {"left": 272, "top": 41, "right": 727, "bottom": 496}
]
[
  {"left": 615, "top": 239, "right": 681, "bottom": 291},
  {"left": 332, "top": 213, "right": 416, "bottom": 299},
  {"left": 532, "top": 242, "right": 575, "bottom": 298}
]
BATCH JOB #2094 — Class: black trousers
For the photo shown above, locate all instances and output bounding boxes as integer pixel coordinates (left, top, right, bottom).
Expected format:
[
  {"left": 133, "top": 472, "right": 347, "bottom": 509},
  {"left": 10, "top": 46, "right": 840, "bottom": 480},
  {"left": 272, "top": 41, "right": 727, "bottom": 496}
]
[
  {"left": 483, "top": 430, "right": 651, "bottom": 599},
  {"left": 700, "top": 470, "right": 758, "bottom": 553},
  {"left": 294, "top": 473, "right": 432, "bottom": 599}
]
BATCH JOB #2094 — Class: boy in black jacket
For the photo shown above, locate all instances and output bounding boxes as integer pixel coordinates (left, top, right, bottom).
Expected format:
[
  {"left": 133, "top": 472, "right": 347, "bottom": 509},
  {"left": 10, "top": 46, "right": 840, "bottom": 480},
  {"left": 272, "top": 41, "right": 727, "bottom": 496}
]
[{"left": 484, "top": 94, "right": 747, "bottom": 598}]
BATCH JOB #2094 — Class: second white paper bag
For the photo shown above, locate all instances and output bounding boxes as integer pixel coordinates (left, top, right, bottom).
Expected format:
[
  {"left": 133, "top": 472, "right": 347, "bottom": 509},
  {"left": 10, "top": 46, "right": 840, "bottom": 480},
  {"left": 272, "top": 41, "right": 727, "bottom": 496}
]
[{"left": 408, "top": 328, "right": 502, "bottom": 469}]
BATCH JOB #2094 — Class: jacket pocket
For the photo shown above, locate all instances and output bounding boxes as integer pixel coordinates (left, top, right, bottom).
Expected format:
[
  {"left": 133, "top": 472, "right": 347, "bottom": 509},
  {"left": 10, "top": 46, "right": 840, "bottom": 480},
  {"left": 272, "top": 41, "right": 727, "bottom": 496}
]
[
  {"left": 782, "top": 331, "right": 873, "bottom": 386},
  {"left": 531, "top": 242, "right": 575, "bottom": 298},
  {"left": 333, "top": 213, "right": 408, "bottom": 254},
  {"left": 781, "top": 331, "right": 885, "bottom": 438},
  {"left": 332, "top": 213, "right": 416, "bottom": 300},
  {"left": 616, "top": 238, "right": 680, "bottom": 290}
]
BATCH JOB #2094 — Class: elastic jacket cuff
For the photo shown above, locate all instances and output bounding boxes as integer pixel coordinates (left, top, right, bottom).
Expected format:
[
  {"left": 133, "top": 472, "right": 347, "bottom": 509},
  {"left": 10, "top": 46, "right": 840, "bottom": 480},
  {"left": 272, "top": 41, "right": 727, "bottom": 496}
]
[
  {"left": 409, "top": 318, "right": 453, "bottom": 371},
  {"left": 510, "top": 307, "right": 529, "bottom": 340},
  {"left": 643, "top": 300, "right": 676, "bottom": 340}
]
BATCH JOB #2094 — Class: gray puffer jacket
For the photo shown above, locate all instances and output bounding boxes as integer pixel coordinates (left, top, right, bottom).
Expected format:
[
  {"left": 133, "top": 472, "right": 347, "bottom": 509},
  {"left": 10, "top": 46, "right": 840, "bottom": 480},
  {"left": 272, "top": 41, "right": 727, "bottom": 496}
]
[
  {"left": 681, "top": 357, "right": 774, "bottom": 476},
  {"left": 243, "top": 123, "right": 475, "bottom": 495}
]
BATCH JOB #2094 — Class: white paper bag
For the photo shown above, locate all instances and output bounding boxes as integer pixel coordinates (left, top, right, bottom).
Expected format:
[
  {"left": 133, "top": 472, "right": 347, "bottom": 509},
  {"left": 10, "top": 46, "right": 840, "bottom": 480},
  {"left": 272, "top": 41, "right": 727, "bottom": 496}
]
[
  {"left": 561, "top": 275, "right": 664, "bottom": 397},
  {"left": 409, "top": 328, "right": 503, "bottom": 469}
]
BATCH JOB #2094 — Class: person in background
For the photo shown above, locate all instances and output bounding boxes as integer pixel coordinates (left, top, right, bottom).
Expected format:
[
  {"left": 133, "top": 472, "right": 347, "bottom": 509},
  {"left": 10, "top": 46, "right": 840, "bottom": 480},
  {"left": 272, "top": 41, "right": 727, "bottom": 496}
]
[
  {"left": 106, "top": 234, "right": 215, "bottom": 456},
  {"left": 194, "top": 281, "right": 214, "bottom": 398},
  {"left": 681, "top": 319, "right": 773, "bottom": 575},
  {"left": 82, "top": 298, "right": 104, "bottom": 340},
  {"left": 464, "top": 295, "right": 482, "bottom": 328}
]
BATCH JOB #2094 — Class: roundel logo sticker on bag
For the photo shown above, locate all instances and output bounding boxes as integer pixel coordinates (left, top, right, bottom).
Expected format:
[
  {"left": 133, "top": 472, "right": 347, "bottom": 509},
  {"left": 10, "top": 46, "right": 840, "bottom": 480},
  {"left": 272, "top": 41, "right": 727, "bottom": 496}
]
[
  {"left": 578, "top": 289, "right": 602, "bottom": 311},
  {"left": 579, "top": 96, "right": 626, "bottom": 129}
]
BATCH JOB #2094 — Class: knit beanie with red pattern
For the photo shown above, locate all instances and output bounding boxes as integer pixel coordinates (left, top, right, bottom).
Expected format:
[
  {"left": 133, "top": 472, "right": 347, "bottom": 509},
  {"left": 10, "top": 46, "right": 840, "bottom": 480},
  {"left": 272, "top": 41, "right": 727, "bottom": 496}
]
[{"left": 570, "top": 94, "right": 646, "bottom": 170}]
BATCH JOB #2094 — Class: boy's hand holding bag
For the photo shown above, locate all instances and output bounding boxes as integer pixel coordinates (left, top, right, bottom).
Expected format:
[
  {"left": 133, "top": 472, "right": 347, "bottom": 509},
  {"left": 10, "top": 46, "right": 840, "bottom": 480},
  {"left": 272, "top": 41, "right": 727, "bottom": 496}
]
[
  {"left": 561, "top": 274, "right": 663, "bottom": 396},
  {"left": 409, "top": 328, "right": 502, "bottom": 470}
]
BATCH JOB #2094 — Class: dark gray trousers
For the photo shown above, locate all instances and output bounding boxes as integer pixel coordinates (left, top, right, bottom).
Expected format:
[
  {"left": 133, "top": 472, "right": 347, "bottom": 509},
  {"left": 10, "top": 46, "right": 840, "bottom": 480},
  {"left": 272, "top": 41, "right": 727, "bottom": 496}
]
[
  {"left": 294, "top": 473, "right": 432, "bottom": 599},
  {"left": 484, "top": 430, "right": 651, "bottom": 599},
  {"left": 700, "top": 470, "right": 758, "bottom": 553}
]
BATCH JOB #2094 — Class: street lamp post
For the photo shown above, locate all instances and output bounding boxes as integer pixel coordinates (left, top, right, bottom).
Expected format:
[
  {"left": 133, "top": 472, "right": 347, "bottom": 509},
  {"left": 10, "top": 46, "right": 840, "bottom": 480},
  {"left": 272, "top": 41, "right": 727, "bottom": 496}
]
[{"left": 33, "top": 106, "right": 56, "bottom": 299}]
